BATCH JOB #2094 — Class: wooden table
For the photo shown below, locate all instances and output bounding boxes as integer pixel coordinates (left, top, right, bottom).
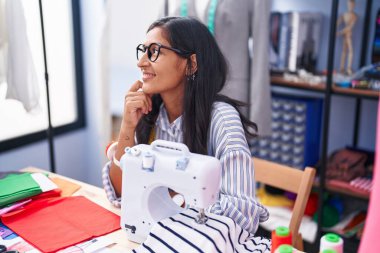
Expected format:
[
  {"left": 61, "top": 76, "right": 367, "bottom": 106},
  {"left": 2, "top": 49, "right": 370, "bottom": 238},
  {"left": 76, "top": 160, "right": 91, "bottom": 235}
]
[{"left": 22, "top": 167, "right": 139, "bottom": 252}]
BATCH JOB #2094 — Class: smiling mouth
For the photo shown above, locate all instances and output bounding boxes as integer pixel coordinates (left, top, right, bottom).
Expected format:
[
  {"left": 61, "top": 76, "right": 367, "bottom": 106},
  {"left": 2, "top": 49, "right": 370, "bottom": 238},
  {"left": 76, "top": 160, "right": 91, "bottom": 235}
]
[{"left": 142, "top": 73, "right": 156, "bottom": 81}]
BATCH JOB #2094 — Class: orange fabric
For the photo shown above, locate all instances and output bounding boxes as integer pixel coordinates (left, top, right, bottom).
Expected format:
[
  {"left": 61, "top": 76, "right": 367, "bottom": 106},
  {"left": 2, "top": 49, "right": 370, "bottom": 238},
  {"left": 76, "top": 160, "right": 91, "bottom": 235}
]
[
  {"left": 1, "top": 196, "right": 120, "bottom": 253},
  {"left": 50, "top": 177, "right": 81, "bottom": 197}
]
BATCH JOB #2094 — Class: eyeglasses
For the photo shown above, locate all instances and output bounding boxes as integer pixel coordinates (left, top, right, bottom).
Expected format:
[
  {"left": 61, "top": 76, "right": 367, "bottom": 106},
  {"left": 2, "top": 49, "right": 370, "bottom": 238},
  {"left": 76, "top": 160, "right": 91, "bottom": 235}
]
[{"left": 136, "top": 43, "right": 192, "bottom": 62}]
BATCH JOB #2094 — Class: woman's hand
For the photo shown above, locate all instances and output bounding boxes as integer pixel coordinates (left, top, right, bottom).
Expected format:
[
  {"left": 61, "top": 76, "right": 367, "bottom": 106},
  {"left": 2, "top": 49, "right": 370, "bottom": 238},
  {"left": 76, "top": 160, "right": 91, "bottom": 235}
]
[{"left": 122, "top": 80, "right": 152, "bottom": 129}]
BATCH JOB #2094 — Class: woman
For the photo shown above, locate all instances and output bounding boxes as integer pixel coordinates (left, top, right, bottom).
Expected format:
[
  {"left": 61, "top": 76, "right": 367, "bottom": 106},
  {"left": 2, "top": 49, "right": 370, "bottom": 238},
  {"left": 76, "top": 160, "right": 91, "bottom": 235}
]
[{"left": 103, "top": 16, "right": 268, "bottom": 234}]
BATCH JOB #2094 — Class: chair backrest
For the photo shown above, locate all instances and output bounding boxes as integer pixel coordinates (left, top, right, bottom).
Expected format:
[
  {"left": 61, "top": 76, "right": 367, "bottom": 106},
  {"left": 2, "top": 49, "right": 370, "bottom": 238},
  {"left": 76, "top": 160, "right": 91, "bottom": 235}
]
[{"left": 253, "top": 157, "right": 316, "bottom": 250}]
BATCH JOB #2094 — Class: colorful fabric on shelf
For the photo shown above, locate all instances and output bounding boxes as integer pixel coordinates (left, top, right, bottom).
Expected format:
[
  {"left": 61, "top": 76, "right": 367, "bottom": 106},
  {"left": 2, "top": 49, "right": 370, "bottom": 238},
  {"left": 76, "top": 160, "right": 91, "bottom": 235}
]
[
  {"left": 1, "top": 196, "right": 120, "bottom": 253},
  {"left": 256, "top": 187, "right": 294, "bottom": 207},
  {"left": 304, "top": 192, "right": 319, "bottom": 217},
  {"left": 350, "top": 177, "right": 372, "bottom": 192},
  {"left": 327, "top": 179, "right": 371, "bottom": 196}
]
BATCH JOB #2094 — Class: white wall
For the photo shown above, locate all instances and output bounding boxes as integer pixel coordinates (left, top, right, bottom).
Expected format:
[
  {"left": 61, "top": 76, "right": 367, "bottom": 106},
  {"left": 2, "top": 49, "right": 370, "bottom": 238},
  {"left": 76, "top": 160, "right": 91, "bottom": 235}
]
[{"left": 109, "top": 0, "right": 163, "bottom": 116}]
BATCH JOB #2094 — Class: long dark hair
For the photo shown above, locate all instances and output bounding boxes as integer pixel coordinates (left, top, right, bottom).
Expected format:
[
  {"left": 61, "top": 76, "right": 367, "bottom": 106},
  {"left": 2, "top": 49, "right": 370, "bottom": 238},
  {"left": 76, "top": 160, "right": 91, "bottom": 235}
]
[{"left": 136, "top": 16, "right": 257, "bottom": 154}]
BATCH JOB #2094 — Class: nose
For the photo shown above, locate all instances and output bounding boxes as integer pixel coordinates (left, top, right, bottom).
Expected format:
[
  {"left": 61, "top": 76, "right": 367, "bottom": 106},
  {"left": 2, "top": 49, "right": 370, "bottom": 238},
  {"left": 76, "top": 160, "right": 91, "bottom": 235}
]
[{"left": 137, "top": 51, "right": 150, "bottom": 68}]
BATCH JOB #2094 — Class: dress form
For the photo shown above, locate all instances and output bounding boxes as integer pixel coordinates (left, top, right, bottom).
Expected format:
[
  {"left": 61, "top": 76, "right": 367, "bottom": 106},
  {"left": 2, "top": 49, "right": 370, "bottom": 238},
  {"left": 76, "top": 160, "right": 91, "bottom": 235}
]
[
  {"left": 195, "top": 0, "right": 209, "bottom": 22},
  {"left": 167, "top": 0, "right": 209, "bottom": 20}
]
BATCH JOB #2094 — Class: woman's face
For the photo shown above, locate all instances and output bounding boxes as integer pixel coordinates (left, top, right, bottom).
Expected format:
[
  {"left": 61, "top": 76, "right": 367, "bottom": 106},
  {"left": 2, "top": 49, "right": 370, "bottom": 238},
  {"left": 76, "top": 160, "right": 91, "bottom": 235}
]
[{"left": 137, "top": 27, "right": 188, "bottom": 96}]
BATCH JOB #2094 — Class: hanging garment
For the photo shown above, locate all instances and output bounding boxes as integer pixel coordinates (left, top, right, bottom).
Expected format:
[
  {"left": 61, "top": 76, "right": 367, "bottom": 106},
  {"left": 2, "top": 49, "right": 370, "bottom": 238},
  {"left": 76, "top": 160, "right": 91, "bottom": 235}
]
[
  {"left": 0, "top": 0, "right": 7, "bottom": 85},
  {"left": 0, "top": 0, "right": 40, "bottom": 112},
  {"left": 165, "top": 0, "right": 272, "bottom": 136},
  {"left": 1, "top": 196, "right": 120, "bottom": 253},
  {"left": 132, "top": 208, "right": 271, "bottom": 253}
]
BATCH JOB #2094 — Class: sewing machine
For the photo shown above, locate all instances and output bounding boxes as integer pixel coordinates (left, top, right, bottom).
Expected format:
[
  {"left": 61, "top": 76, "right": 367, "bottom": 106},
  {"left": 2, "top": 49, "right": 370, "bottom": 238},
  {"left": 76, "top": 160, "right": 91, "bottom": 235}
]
[{"left": 120, "top": 140, "right": 222, "bottom": 243}]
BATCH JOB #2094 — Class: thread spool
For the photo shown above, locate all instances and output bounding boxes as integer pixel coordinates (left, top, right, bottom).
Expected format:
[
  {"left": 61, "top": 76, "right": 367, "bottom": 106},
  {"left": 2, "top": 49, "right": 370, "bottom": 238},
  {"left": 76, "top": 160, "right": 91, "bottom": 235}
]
[
  {"left": 322, "top": 249, "right": 337, "bottom": 253},
  {"left": 142, "top": 152, "right": 154, "bottom": 171},
  {"left": 274, "top": 244, "right": 294, "bottom": 253},
  {"left": 271, "top": 226, "right": 292, "bottom": 253},
  {"left": 320, "top": 233, "right": 343, "bottom": 253}
]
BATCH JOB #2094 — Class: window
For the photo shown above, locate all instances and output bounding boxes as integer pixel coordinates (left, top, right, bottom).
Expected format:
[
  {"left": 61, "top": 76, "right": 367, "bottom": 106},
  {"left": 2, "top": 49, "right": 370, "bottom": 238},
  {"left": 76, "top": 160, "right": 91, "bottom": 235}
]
[{"left": 0, "top": 0, "right": 84, "bottom": 152}]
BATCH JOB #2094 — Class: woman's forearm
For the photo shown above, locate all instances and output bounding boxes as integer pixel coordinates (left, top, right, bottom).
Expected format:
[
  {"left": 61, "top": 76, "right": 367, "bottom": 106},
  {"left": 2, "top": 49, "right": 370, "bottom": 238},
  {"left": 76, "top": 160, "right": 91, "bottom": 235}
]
[{"left": 109, "top": 124, "right": 136, "bottom": 197}]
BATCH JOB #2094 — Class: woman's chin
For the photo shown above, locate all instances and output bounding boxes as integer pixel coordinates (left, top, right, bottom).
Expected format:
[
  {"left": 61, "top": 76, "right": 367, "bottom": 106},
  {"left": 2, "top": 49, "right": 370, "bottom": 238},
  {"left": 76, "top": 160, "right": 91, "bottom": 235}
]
[{"left": 142, "top": 85, "right": 154, "bottom": 95}]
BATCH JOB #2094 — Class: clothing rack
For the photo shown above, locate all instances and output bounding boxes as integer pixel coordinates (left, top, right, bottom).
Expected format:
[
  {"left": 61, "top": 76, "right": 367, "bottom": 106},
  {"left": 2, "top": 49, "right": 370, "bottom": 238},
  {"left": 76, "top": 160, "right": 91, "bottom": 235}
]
[{"left": 39, "top": 0, "right": 56, "bottom": 173}]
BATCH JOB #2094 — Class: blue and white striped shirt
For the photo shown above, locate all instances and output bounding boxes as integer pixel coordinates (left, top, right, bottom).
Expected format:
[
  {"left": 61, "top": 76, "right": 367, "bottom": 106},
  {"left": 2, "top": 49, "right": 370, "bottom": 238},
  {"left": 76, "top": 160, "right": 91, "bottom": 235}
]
[{"left": 102, "top": 101, "right": 269, "bottom": 234}]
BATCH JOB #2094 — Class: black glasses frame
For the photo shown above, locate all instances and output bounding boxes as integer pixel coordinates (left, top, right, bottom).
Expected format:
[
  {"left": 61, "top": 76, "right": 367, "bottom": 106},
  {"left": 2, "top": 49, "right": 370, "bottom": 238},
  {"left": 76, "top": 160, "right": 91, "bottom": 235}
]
[{"left": 136, "top": 43, "right": 192, "bottom": 62}]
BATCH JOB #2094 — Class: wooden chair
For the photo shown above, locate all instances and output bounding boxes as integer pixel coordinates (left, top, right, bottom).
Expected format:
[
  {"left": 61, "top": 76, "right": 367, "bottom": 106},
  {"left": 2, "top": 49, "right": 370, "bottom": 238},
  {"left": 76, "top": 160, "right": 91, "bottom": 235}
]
[{"left": 253, "top": 158, "right": 316, "bottom": 251}]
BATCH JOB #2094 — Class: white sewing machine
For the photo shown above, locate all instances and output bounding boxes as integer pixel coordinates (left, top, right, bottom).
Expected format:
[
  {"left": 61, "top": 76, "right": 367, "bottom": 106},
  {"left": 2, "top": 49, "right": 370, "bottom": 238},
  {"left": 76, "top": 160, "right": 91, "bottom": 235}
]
[{"left": 120, "top": 140, "right": 221, "bottom": 243}]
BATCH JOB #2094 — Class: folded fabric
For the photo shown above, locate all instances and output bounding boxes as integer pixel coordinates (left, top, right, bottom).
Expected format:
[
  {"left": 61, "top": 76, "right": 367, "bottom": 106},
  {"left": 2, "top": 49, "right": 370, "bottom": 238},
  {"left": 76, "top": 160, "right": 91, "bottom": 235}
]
[
  {"left": 256, "top": 187, "right": 294, "bottom": 207},
  {"left": 1, "top": 196, "right": 120, "bottom": 253},
  {"left": 50, "top": 177, "right": 81, "bottom": 197},
  {"left": 132, "top": 208, "right": 271, "bottom": 253},
  {"left": 327, "top": 179, "right": 371, "bottom": 196},
  {"left": 260, "top": 206, "right": 317, "bottom": 243},
  {"left": 0, "top": 171, "right": 23, "bottom": 180},
  {"left": 0, "top": 173, "right": 41, "bottom": 207},
  {"left": 349, "top": 177, "right": 372, "bottom": 192}
]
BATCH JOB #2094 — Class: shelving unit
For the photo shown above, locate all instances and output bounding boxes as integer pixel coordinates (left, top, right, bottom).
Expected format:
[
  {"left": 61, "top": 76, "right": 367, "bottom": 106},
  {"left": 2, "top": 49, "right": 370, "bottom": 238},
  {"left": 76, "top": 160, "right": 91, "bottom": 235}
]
[
  {"left": 271, "top": 76, "right": 379, "bottom": 98},
  {"left": 333, "top": 85, "right": 379, "bottom": 98},
  {"left": 269, "top": 0, "right": 377, "bottom": 252},
  {"left": 270, "top": 76, "right": 326, "bottom": 92},
  {"left": 313, "top": 180, "right": 370, "bottom": 200}
]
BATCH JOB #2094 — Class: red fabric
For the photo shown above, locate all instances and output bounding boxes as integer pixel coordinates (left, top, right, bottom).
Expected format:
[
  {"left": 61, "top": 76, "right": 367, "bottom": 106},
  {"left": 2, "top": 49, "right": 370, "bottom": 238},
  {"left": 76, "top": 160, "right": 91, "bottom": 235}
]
[
  {"left": 1, "top": 196, "right": 120, "bottom": 253},
  {"left": 31, "top": 188, "right": 62, "bottom": 199}
]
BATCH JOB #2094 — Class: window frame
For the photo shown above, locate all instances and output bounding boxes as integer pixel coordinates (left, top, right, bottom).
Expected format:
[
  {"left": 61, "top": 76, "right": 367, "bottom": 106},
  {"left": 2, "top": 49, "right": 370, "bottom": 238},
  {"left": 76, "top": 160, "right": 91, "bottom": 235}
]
[{"left": 0, "top": 0, "right": 85, "bottom": 153}]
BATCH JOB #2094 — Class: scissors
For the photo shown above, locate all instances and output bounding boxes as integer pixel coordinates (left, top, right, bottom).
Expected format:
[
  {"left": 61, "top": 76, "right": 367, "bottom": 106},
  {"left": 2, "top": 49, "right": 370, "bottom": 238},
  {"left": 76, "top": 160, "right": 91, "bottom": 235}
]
[{"left": 0, "top": 245, "right": 19, "bottom": 253}]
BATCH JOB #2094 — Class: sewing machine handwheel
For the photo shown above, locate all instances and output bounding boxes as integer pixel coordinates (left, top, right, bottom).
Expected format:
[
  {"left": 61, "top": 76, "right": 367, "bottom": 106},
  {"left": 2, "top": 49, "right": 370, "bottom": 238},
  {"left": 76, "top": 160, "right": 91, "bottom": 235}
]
[{"left": 151, "top": 140, "right": 190, "bottom": 156}]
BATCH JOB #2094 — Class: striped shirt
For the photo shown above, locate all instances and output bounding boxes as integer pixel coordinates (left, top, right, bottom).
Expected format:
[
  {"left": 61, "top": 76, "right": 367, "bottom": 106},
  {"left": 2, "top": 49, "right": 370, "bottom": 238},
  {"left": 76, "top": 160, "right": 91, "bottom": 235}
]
[
  {"left": 102, "top": 101, "right": 269, "bottom": 234},
  {"left": 132, "top": 208, "right": 271, "bottom": 253}
]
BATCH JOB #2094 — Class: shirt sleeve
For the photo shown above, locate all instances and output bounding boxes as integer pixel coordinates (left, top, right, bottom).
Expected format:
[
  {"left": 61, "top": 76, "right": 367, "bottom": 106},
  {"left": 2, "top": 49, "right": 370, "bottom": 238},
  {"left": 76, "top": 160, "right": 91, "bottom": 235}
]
[
  {"left": 207, "top": 103, "right": 269, "bottom": 234},
  {"left": 102, "top": 161, "right": 121, "bottom": 208}
]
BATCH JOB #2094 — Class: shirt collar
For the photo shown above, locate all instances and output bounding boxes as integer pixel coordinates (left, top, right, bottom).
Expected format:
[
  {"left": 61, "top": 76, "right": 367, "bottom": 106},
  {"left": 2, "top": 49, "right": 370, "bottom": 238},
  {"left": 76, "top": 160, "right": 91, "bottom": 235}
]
[{"left": 156, "top": 104, "right": 183, "bottom": 138}]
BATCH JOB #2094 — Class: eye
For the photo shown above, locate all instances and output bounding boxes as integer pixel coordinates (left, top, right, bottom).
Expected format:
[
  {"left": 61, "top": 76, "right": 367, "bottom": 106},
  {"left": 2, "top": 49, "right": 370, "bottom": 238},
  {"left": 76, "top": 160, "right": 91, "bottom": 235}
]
[{"left": 149, "top": 45, "right": 159, "bottom": 55}]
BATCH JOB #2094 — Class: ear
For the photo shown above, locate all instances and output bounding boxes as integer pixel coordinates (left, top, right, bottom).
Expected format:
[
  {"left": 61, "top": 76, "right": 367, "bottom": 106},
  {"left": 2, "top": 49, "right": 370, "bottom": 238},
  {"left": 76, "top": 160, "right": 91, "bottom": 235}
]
[{"left": 189, "top": 54, "right": 197, "bottom": 74}]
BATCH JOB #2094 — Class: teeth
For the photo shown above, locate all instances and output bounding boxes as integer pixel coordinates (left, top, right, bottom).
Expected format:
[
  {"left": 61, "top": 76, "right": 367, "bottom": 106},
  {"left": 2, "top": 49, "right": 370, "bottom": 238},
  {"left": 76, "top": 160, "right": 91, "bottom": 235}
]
[{"left": 143, "top": 73, "right": 155, "bottom": 78}]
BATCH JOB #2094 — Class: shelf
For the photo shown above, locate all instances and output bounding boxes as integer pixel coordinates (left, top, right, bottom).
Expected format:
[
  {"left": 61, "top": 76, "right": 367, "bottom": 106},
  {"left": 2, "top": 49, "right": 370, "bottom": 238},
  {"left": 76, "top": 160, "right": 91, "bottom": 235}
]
[
  {"left": 325, "top": 182, "right": 370, "bottom": 200},
  {"left": 270, "top": 76, "right": 325, "bottom": 92},
  {"left": 313, "top": 180, "right": 370, "bottom": 200},
  {"left": 333, "top": 85, "right": 379, "bottom": 99},
  {"left": 271, "top": 76, "right": 380, "bottom": 99}
]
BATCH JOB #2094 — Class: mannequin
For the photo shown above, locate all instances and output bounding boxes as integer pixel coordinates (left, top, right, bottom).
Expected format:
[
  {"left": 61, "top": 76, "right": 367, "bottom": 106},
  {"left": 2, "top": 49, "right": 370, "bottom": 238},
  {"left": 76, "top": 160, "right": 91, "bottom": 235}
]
[
  {"left": 195, "top": 0, "right": 209, "bottom": 22},
  {"left": 168, "top": 0, "right": 208, "bottom": 19},
  {"left": 336, "top": 0, "right": 357, "bottom": 76}
]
